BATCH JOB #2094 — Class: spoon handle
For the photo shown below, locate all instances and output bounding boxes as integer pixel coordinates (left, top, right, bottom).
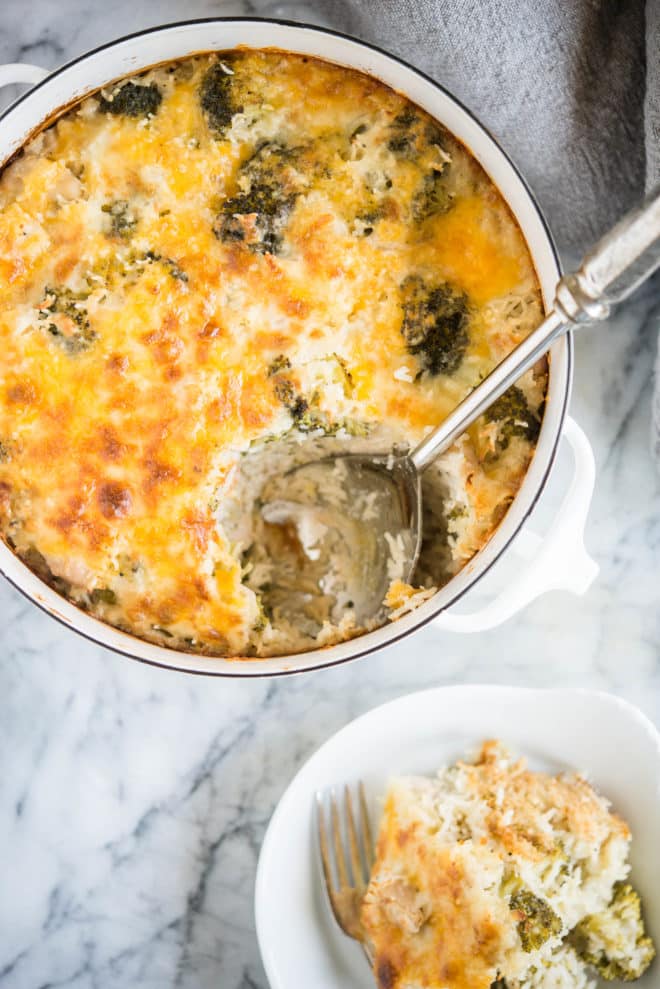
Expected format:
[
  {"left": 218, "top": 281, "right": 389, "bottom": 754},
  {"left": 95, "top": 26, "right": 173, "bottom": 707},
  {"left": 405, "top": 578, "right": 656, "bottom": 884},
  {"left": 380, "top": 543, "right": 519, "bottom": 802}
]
[
  {"left": 410, "top": 184, "right": 660, "bottom": 472},
  {"left": 555, "top": 183, "right": 660, "bottom": 322}
]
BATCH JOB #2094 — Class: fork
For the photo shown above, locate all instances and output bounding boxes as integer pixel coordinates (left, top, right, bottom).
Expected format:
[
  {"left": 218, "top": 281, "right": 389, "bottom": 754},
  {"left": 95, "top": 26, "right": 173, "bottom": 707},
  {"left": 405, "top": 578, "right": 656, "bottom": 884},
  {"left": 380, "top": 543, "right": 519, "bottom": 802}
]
[{"left": 316, "top": 783, "right": 375, "bottom": 964}]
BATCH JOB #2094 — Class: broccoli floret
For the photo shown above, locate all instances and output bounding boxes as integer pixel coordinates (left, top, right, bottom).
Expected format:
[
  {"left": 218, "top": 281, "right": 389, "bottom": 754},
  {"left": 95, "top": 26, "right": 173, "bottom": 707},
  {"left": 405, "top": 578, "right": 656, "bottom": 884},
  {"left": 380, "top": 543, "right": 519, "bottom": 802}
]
[
  {"left": 484, "top": 385, "right": 541, "bottom": 451},
  {"left": 273, "top": 378, "right": 322, "bottom": 431},
  {"left": 272, "top": 376, "right": 296, "bottom": 409},
  {"left": 387, "top": 108, "right": 451, "bottom": 160},
  {"left": 141, "top": 250, "right": 188, "bottom": 283},
  {"left": 267, "top": 354, "right": 292, "bottom": 376},
  {"left": 387, "top": 108, "right": 454, "bottom": 221},
  {"left": 162, "top": 259, "right": 188, "bottom": 283},
  {"left": 570, "top": 883, "right": 656, "bottom": 981},
  {"left": 200, "top": 58, "right": 241, "bottom": 135},
  {"left": 354, "top": 206, "right": 384, "bottom": 236},
  {"left": 290, "top": 396, "right": 315, "bottom": 428},
  {"left": 510, "top": 890, "right": 562, "bottom": 952},
  {"left": 214, "top": 142, "right": 300, "bottom": 255},
  {"left": 400, "top": 275, "right": 469, "bottom": 376},
  {"left": 270, "top": 357, "right": 363, "bottom": 435},
  {"left": 22, "top": 545, "right": 71, "bottom": 596},
  {"left": 89, "top": 587, "right": 117, "bottom": 606},
  {"left": 388, "top": 108, "right": 443, "bottom": 156},
  {"left": 37, "top": 287, "right": 96, "bottom": 354},
  {"left": 490, "top": 980, "right": 510, "bottom": 989},
  {"left": 272, "top": 375, "right": 346, "bottom": 433},
  {"left": 101, "top": 200, "right": 138, "bottom": 240},
  {"left": 251, "top": 612, "right": 269, "bottom": 633},
  {"left": 215, "top": 186, "right": 296, "bottom": 254},
  {"left": 240, "top": 141, "right": 299, "bottom": 183},
  {"left": 413, "top": 169, "right": 454, "bottom": 222},
  {"left": 97, "top": 81, "right": 162, "bottom": 118},
  {"left": 387, "top": 108, "right": 420, "bottom": 154}
]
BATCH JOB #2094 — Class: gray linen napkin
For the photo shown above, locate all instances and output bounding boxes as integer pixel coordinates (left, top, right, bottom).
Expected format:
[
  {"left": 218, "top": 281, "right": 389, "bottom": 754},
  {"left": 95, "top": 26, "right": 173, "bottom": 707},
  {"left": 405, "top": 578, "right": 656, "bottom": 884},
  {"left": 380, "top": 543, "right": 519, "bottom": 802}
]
[{"left": 267, "top": 0, "right": 660, "bottom": 448}]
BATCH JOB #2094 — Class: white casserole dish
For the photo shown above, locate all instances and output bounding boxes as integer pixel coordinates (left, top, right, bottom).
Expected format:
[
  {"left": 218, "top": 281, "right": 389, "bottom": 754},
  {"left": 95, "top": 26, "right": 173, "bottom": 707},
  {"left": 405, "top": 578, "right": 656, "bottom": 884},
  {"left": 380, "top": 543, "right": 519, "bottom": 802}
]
[{"left": 0, "top": 19, "right": 597, "bottom": 676}]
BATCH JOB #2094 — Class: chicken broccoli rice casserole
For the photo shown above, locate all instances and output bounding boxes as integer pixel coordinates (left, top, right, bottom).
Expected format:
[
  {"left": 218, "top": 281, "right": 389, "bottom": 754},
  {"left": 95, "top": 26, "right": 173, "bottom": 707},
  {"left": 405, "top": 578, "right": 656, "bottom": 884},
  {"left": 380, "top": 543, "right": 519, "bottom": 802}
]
[
  {"left": 0, "top": 50, "right": 548, "bottom": 657},
  {"left": 362, "top": 741, "right": 655, "bottom": 989}
]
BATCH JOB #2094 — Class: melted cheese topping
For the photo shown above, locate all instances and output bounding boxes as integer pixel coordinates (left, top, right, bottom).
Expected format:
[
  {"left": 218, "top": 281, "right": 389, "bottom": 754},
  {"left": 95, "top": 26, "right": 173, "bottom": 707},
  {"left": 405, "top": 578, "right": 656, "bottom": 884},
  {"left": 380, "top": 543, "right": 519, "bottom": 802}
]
[{"left": 0, "top": 51, "right": 546, "bottom": 657}]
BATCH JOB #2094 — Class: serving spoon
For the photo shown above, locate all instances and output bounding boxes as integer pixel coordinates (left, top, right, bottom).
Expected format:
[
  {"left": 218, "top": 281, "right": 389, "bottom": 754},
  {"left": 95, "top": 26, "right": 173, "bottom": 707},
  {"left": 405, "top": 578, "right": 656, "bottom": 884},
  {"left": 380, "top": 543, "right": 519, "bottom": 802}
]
[{"left": 261, "top": 185, "right": 660, "bottom": 624}]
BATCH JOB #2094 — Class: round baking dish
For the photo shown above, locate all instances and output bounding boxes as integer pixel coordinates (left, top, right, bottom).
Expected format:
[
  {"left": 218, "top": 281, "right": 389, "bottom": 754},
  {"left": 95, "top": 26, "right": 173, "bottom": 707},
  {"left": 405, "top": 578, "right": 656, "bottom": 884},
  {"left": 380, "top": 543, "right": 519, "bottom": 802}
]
[{"left": 0, "top": 19, "right": 597, "bottom": 676}]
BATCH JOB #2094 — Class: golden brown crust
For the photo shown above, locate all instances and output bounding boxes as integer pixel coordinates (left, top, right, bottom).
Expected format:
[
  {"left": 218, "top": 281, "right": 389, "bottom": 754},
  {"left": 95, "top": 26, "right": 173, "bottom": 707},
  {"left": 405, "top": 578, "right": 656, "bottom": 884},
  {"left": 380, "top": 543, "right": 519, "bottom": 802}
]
[
  {"left": 469, "top": 741, "right": 630, "bottom": 858},
  {"left": 362, "top": 793, "right": 508, "bottom": 989}
]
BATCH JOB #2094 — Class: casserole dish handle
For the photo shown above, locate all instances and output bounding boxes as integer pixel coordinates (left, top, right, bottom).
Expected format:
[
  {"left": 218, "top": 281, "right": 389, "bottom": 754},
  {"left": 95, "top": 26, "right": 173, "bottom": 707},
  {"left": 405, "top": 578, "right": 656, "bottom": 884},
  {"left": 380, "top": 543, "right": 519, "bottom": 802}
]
[
  {"left": 0, "top": 64, "right": 49, "bottom": 88},
  {"left": 434, "top": 416, "right": 598, "bottom": 632}
]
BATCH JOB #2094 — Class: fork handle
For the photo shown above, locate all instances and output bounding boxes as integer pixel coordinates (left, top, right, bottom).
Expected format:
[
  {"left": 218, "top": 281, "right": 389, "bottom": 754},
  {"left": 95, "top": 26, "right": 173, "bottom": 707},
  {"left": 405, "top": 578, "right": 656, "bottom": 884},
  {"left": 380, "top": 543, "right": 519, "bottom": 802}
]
[{"left": 362, "top": 940, "right": 375, "bottom": 965}]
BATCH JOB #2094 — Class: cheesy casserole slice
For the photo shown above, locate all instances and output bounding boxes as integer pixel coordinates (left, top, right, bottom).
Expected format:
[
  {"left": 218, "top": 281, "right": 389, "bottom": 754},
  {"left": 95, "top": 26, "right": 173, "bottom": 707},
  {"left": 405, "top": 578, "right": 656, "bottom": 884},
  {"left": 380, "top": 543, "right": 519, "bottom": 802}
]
[
  {"left": 361, "top": 742, "right": 655, "bottom": 989},
  {"left": 0, "top": 51, "right": 547, "bottom": 657}
]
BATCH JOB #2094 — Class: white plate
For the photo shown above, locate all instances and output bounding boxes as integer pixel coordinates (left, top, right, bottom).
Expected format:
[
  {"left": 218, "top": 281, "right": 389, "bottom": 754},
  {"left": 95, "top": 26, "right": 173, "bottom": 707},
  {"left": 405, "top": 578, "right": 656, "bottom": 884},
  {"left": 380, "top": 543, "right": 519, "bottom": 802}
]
[{"left": 255, "top": 685, "right": 660, "bottom": 989}]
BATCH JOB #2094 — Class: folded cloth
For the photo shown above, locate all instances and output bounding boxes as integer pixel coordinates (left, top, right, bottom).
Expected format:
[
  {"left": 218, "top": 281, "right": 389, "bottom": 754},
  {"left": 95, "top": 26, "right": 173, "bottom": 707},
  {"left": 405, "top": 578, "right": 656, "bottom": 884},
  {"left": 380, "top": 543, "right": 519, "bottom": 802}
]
[{"left": 267, "top": 0, "right": 659, "bottom": 447}]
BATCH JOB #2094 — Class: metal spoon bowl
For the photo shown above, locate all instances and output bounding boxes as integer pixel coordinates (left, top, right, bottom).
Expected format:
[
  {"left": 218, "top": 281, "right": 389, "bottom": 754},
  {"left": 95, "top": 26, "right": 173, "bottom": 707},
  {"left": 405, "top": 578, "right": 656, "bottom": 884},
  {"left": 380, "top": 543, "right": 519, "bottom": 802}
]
[{"left": 263, "top": 453, "right": 421, "bottom": 624}]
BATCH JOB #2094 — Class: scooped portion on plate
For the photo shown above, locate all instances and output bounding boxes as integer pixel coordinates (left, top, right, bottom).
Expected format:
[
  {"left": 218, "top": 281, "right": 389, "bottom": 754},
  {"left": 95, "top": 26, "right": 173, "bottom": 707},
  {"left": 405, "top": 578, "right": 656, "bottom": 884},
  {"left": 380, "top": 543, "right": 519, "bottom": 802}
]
[{"left": 361, "top": 741, "right": 655, "bottom": 989}]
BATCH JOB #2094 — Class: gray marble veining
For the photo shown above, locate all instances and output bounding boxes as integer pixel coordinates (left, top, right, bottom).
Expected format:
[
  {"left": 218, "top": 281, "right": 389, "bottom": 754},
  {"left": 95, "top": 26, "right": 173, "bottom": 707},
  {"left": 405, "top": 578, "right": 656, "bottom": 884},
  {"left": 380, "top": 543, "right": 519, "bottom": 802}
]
[{"left": 1, "top": 3, "right": 659, "bottom": 986}]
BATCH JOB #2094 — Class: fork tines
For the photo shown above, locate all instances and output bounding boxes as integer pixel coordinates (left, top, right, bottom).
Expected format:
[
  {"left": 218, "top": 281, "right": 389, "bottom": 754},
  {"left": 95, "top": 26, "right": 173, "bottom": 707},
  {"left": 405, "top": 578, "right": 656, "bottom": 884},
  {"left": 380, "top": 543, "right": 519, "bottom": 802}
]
[{"left": 316, "top": 782, "right": 374, "bottom": 943}]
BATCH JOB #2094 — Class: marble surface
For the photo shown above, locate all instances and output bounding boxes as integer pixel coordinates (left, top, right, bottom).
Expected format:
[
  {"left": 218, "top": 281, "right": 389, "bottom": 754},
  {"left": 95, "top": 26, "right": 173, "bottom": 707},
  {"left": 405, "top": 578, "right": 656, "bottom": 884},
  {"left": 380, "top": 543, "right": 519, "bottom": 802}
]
[{"left": 1, "top": 3, "right": 659, "bottom": 986}]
